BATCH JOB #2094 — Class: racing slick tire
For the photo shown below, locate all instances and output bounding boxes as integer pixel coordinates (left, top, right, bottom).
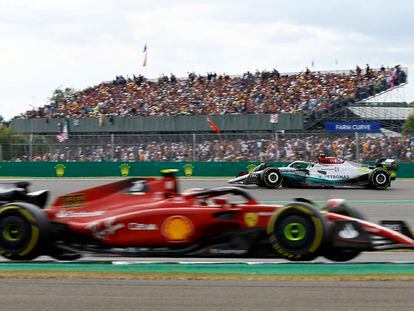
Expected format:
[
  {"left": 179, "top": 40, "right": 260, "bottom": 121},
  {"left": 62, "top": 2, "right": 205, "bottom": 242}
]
[
  {"left": 0, "top": 203, "right": 49, "bottom": 260},
  {"left": 324, "top": 249, "right": 360, "bottom": 262},
  {"left": 322, "top": 200, "right": 363, "bottom": 262},
  {"left": 369, "top": 168, "right": 391, "bottom": 190},
  {"left": 266, "top": 202, "right": 328, "bottom": 261},
  {"left": 261, "top": 167, "right": 283, "bottom": 189},
  {"left": 49, "top": 250, "right": 82, "bottom": 261}
]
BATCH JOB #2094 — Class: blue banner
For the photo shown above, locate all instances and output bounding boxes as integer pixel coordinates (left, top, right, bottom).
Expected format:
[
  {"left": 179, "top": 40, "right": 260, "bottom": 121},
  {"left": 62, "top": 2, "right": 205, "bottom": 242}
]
[{"left": 324, "top": 122, "right": 381, "bottom": 133}]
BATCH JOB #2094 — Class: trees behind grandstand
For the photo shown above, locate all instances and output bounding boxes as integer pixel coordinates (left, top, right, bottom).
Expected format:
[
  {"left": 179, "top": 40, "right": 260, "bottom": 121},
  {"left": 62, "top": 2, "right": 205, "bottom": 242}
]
[
  {"left": 403, "top": 113, "right": 414, "bottom": 133},
  {"left": 0, "top": 125, "right": 46, "bottom": 161},
  {"left": 49, "top": 87, "right": 75, "bottom": 104}
]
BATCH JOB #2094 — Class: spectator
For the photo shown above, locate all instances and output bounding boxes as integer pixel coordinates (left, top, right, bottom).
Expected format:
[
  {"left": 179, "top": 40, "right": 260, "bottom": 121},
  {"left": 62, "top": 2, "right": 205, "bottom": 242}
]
[
  {"left": 14, "top": 66, "right": 405, "bottom": 121},
  {"left": 10, "top": 133, "right": 412, "bottom": 163}
]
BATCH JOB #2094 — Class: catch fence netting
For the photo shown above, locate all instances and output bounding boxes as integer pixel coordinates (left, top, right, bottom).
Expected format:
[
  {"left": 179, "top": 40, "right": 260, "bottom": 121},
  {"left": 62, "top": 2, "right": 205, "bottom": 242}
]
[{"left": 1, "top": 132, "right": 412, "bottom": 162}]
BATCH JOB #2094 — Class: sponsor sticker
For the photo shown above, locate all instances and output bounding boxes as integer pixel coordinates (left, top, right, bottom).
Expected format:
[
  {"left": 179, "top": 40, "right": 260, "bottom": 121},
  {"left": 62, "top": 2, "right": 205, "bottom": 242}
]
[
  {"left": 162, "top": 216, "right": 193, "bottom": 242},
  {"left": 183, "top": 163, "right": 194, "bottom": 176},
  {"left": 326, "top": 175, "right": 350, "bottom": 179},
  {"left": 128, "top": 223, "right": 159, "bottom": 231},
  {"left": 55, "top": 164, "right": 66, "bottom": 177},
  {"left": 55, "top": 210, "right": 105, "bottom": 218},
  {"left": 119, "top": 163, "right": 131, "bottom": 177},
  {"left": 60, "top": 193, "right": 86, "bottom": 208},
  {"left": 244, "top": 212, "right": 258, "bottom": 227}
]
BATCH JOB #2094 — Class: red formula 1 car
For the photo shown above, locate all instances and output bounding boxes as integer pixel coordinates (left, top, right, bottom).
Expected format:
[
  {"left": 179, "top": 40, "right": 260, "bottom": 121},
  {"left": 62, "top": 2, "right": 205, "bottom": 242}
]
[{"left": 0, "top": 171, "right": 413, "bottom": 262}]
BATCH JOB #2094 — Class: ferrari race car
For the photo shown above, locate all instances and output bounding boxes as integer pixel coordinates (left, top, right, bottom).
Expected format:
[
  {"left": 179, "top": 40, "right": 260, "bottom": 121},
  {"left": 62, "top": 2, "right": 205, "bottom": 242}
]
[
  {"left": 0, "top": 171, "right": 413, "bottom": 262},
  {"left": 229, "top": 157, "right": 398, "bottom": 189}
]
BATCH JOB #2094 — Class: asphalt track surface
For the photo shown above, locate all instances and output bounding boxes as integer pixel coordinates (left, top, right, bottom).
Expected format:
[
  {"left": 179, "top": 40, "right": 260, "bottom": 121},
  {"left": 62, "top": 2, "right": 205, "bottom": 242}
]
[
  {"left": 0, "top": 279, "right": 413, "bottom": 311},
  {"left": 1, "top": 178, "right": 414, "bottom": 310}
]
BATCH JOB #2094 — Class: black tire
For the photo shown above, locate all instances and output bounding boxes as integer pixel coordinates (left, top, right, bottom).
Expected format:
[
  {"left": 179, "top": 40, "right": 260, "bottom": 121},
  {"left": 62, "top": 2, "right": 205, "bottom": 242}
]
[
  {"left": 369, "top": 168, "right": 390, "bottom": 190},
  {"left": 322, "top": 200, "right": 362, "bottom": 262},
  {"left": 324, "top": 248, "right": 360, "bottom": 262},
  {"left": 266, "top": 202, "right": 328, "bottom": 261},
  {"left": 261, "top": 167, "right": 283, "bottom": 189},
  {"left": 49, "top": 250, "right": 82, "bottom": 261},
  {"left": 0, "top": 203, "right": 49, "bottom": 260}
]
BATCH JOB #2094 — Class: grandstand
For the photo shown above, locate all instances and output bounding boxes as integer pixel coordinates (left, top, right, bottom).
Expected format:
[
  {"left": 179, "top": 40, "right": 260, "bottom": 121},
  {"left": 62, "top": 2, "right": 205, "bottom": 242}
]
[
  {"left": 13, "top": 65, "right": 405, "bottom": 125},
  {"left": 2, "top": 65, "right": 413, "bottom": 163}
]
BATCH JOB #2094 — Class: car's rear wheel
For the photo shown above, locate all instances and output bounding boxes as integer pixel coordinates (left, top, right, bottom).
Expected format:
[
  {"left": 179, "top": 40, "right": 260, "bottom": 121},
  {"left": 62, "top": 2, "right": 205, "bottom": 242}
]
[
  {"left": 0, "top": 203, "right": 49, "bottom": 260},
  {"left": 267, "top": 202, "right": 328, "bottom": 261},
  {"left": 369, "top": 168, "right": 390, "bottom": 190},
  {"left": 261, "top": 167, "right": 283, "bottom": 189}
]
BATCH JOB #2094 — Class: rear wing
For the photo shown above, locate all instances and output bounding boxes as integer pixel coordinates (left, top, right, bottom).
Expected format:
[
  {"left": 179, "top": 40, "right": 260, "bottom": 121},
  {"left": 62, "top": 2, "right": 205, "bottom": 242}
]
[{"left": 373, "top": 159, "right": 398, "bottom": 180}]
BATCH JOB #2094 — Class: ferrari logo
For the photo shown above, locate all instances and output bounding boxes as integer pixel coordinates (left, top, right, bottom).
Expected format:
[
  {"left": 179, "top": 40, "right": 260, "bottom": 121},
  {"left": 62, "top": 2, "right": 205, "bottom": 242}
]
[
  {"left": 55, "top": 164, "right": 66, "bottom": 177},
  {"left": 244, "top": 213, "right": 258, "bottom": 227},
  {"left": 183, "top": 163, "right": 194, "bottom": 176},
  {"left": 119, "top": 163, "right": 131, "bottom": 176}
]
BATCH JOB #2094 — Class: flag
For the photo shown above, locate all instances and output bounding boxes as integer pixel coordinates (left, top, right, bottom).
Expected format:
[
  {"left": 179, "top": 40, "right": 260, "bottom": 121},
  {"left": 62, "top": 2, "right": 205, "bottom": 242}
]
[
  {"left": 142, "top": 44, "right": 148, "bottom": 67},
  {"left": 270, "top": 114, "right": 279, "bottom": 123},
  {"left": 335, "top": 58, "right": 339, "bottom": 65},
  {"left": 207, "top": 118, "right": 221, "bottom": 135},
  {"left": 56, "top": 119, "right": 69, "bottom": 143},
  {"left": 311, "top": 58, "right": 315, "bottom": 67},
  {"left": 98, "top": 115, "right": 105, "bottom": 127}
]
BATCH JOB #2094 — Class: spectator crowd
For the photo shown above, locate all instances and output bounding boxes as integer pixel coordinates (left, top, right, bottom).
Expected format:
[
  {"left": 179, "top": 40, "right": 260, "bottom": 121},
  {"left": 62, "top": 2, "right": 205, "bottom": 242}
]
[
  {"left": 15, "top": 65, "right": 406, "bottom": 120},
  {"left": 8, "top": 65, "right": 410, "bottom": 164},
  {"left": 11, "top": 133, "right": 414, "bottom": 163}
]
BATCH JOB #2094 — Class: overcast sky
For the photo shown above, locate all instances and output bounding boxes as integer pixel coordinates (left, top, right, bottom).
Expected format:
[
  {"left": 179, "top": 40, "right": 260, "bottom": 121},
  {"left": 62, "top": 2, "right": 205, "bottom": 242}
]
[{"left": 1, "top": 0, "right": 413, "bottom": 120}]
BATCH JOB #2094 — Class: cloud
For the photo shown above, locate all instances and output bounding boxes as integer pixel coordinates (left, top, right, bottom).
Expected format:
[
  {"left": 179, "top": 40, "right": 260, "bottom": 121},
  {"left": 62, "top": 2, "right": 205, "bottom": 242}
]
[{"left": 0, "top": 0, "right": 413, "bottom": 120}]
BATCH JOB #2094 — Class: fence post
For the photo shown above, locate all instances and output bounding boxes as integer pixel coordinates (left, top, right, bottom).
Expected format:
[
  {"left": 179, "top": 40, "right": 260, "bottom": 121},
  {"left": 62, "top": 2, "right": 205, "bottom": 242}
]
[
  {"left": 111, "top": 133, "right": 115, "bottom": 161},
  {"left": 274, "top": 132, "right": 278, "bottom": 160},
  {"left": 192, "top": 133, "right": 196, "bottom": 161},
  {"left": 355, "top": 132, "right": 360, "bottom": 161},
  {"left": 29, "top": 134, "right": 33, "bottom": 162}
]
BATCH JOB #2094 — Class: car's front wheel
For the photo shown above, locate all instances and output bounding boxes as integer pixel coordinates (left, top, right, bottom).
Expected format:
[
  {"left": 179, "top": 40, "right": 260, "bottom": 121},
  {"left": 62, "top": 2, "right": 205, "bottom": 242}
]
[
  {"left": 324, "top": 249, "right": 360, "bottom": 262},
  {"left": 266, "top": 202, "right": 328, "bottom": 261}
]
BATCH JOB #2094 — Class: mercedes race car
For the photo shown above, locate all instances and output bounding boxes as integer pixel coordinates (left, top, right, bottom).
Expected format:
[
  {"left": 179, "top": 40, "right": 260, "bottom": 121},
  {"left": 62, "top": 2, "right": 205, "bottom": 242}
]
[
  {"left": 0, "top": 170, "right": 412, "bottom": 262},
  {"left": 229, "top": 157, "right": 398, "bottom": 189}
]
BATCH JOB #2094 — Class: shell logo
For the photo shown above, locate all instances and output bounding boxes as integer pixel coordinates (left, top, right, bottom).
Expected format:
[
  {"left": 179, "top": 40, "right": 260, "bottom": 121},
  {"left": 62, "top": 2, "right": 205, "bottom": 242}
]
[
  {"left": 119, "top": 163, "right": 131, "bottom": 176},
  {"left": 55, "top": 164, "right": 66, "bottom": 177},
  {"left": 162, "top": 216, "right": 194, "bottom": 242}
]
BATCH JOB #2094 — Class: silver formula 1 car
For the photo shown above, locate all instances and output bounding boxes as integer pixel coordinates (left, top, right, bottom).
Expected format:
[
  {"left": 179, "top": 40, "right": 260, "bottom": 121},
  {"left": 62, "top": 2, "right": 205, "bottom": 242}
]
[{"left": 228, "top": 157, "right": 398, "bottom": 190}]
